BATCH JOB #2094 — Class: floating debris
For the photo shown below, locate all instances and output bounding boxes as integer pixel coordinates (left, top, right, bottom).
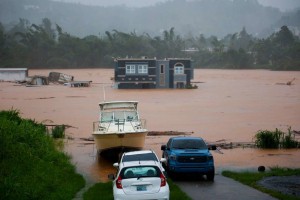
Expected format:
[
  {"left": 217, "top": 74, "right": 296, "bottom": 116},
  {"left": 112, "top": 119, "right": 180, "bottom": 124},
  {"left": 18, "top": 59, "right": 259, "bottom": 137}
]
[
  {"left": 276, "top": 78, "right": 296, "bottom": 85},
  {"left": 147, "top": 131, "right": 193, "bottom": 136},
  {"left": 64, "top": 81, "right": 92, "bottom": 87},
  {"left": 48, "top": 72, "right": 74, "bottom": 84}
]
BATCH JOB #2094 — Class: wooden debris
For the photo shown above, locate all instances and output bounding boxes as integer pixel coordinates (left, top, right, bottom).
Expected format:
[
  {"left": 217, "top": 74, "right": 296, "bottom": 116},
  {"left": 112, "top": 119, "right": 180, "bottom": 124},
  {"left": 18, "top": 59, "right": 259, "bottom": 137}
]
[
  {"left": 79, "top": 137, "right": 94, "bottom": 141},
  {"left": 287, "top": 78, "right": 296, "bottom": 85},
  {"left": 210, "top": 141, "right": 256, "bottom": 149},
  {"left": 147, "top": 131, "right": 193, "bottom": 136},
  {"left": 276, "top": 78, "right": 296, "bottom": 85},
  {"left": 44, "top": 124, "right": 78, "bottom": 129},
  {"left": 293, "top": 130, "right": 300, "bottom": 135},
  {"left": 65, "top": 81, "right": 92, "bottom": 87}
]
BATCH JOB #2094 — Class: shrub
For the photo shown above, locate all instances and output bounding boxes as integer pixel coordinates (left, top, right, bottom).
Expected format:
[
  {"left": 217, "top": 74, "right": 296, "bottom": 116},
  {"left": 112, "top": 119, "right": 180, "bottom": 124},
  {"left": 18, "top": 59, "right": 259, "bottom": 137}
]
[
  {"left": 254, "top": 127, "right": 299, "bottom": 149},
  {"left": 281, "top": 127, "right": 299, "bottom": 148},
  {"left": 0, "top": 110, "right": 85, "bottom": 200},
  {"left": 51, "top": 125, "right": 66, "bottom": 138}
]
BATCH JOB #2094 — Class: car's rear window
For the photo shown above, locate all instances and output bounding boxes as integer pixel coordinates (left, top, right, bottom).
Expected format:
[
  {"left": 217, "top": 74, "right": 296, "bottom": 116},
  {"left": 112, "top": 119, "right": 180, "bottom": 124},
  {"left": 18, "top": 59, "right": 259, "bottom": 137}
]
[
  {"left": 171, "top": 139, "right": 207, "bottom": 149},
  {"left": 122, "top": 153, "right": 158, "bottom": 162},
  {"left": 121, "top": 166, "right": 160, "bottom": 179}
]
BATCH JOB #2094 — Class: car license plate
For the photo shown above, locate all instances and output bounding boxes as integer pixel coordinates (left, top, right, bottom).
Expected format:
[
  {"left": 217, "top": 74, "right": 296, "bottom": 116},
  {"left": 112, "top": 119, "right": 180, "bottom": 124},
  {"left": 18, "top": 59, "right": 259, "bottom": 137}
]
[{"left": 136, "top": 185, "right": 147, "bottom": 191}]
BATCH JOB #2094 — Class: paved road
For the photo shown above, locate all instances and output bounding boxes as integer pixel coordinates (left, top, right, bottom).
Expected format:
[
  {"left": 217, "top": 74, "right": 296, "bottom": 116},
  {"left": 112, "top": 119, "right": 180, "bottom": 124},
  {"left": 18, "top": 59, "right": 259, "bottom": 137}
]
[{"left": 175, "top": 174, "right": 277, "bottom": 200}]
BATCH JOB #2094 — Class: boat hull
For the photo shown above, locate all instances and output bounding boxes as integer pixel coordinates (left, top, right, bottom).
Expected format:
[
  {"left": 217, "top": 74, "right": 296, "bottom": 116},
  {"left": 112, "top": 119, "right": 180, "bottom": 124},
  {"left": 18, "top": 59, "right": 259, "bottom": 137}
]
[{"left": 92, "top": 131, "right": 148, "bottom": 153}]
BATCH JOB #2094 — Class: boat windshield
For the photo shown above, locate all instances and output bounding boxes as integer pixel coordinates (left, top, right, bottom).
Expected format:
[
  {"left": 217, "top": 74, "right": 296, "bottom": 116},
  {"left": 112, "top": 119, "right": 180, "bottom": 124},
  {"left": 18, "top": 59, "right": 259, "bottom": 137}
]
[{"left": 100, "top": 111, "right": 138, "bottom": 122}]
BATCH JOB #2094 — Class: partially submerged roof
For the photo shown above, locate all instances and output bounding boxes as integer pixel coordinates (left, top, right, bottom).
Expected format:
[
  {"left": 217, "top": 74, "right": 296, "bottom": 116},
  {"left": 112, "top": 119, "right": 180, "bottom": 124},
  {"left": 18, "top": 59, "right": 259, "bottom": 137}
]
[
  {"left": 114, "top": 57, "right": 191, "bottom": 61},
  {"left": 0, "top": 68, "right": 28, "bottom": 71}
]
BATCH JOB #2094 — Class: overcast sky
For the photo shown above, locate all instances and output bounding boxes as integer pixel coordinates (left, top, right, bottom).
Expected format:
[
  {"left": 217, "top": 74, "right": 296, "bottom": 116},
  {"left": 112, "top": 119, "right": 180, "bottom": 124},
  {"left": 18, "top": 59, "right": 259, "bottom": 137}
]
[{"left": 54, "top": 0, "right": 300, "bottom": 11}]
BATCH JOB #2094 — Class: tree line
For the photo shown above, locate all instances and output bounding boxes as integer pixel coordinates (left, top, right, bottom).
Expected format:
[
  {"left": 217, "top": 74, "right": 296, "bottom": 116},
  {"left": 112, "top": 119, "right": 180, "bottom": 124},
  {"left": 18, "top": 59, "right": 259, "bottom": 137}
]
[{"left": 0, "top": 18, "right": 299, "bottom": 70}]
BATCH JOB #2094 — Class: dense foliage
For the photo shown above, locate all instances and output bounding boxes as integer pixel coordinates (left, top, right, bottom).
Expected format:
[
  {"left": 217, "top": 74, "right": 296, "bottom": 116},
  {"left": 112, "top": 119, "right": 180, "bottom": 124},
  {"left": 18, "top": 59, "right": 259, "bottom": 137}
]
[
  {"left": 0, "top": 18, "right": 300, "bottom": 70},
  {"left": 0, "top": 0, "right": 286, "bottom": 38},
  {"left": 254, "top": 127, "right": 299, "bottom": 149},
  {"left": 0, "top": 110, "right": 85, "bottom": 200}
]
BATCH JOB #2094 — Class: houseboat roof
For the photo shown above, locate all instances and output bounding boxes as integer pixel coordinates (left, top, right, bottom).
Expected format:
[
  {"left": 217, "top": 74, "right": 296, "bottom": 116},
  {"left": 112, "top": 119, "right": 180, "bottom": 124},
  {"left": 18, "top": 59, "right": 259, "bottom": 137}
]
[{"left": 114, "top": 57, "right": 191, "bottom": 61}]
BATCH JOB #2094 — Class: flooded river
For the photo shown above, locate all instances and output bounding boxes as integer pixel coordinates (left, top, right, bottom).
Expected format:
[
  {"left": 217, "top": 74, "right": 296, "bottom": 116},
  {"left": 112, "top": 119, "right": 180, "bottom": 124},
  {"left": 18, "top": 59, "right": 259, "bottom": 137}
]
[{"left": 1, "top": 69, "right": 300, "bottom": 183}]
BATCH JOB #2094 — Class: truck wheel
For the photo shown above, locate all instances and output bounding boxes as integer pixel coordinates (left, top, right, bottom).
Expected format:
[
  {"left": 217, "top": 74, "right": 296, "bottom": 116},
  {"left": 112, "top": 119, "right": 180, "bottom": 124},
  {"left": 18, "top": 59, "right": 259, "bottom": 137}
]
[
  {"left": 206, "top": 171, "right": 215, "bottom": 181},
  {"left": 166, "top": 164, "right": 176, "bottom": 180}
]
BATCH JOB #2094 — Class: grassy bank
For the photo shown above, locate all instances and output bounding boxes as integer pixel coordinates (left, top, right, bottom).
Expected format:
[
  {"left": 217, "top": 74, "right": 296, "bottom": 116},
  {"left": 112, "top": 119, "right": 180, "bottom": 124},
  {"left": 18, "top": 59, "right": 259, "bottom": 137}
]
[
  {"left": 222, "top": 167, "right": 300, "bottom": 200},
  {"left": 0, "top": 110, "right": 85, "bottom": 200},
  {"left": 83, "top": 179, "right": 191, "bottom": 200}
]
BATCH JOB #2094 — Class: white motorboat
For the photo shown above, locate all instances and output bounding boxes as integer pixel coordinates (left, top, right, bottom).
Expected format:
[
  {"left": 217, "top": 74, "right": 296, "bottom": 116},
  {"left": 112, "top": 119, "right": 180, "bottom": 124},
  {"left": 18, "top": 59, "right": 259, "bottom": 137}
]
[{"left": 92, "top": 101, "right": 147, "bottom": 153}]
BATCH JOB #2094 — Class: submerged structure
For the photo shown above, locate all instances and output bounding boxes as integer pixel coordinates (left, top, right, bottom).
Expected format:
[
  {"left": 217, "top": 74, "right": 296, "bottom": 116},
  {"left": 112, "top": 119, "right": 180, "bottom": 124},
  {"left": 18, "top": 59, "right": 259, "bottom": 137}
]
[
  {"left": 114, "top": 57, "right": 194, "bottom": 89},
  {"left": 0, "top": 68, "right": 28, "bottom": 82}
]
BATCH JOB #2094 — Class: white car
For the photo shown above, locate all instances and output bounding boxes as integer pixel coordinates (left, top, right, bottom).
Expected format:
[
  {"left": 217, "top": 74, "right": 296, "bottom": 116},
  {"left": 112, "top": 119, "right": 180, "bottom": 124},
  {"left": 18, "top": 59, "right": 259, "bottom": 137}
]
[
  {"left": 109, "top": 160, "right": 170, "bottom": 200},
  {"left": 113, "top": 150, "right": 167, "bottom": 174}
]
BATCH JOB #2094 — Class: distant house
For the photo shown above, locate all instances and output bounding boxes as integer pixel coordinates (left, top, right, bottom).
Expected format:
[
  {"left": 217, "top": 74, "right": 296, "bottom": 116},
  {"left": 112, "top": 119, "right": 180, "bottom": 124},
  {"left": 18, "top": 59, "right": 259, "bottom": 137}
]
[
  {"left": 0, "top": 68, "right": 28, "bottom": 81},
  {"left": 114, "top": 57, "right": 194, "bottom": 89}
]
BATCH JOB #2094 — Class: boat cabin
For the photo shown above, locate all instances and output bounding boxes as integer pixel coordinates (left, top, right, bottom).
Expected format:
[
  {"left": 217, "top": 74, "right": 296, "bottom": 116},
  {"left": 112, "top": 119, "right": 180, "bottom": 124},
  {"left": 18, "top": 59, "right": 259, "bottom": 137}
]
[{"left": 99, "top": 101, "right": 139, "bottom": 123}]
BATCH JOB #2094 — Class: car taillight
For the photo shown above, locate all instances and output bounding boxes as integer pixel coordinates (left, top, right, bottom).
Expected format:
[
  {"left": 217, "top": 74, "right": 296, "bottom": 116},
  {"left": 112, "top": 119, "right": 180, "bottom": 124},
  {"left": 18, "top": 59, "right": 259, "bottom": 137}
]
[
  {"left": 116, "top": 176, "right": 122, "bottom": 189},
  {"left": 160, "top": 173, "right": 166, "bottom": 187}
]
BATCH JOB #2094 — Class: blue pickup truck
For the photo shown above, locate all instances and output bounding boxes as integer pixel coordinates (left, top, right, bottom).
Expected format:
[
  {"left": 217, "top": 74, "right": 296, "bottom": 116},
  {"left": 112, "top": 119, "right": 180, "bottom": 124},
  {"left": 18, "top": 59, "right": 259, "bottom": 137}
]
[{"left": 161, "top": 136, "right": 216, "bottom": 181}]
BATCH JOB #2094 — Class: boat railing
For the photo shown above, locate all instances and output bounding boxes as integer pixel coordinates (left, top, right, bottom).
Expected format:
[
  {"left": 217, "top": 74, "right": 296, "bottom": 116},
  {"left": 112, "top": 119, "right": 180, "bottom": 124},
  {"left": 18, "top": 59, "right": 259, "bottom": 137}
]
[
  {"left": 130, "top": 119, "right": 146, "bottom": 131},
  {"left": 93, "top": 119, "right": 147, "bottom": 132}
]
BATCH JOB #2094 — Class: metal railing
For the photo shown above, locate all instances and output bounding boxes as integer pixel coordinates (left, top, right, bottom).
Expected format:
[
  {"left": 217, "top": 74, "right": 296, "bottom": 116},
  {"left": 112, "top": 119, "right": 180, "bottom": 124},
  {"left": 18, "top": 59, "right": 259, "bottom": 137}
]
[{"left": 93, "top": 119, "right": 146, "bottom": 132}]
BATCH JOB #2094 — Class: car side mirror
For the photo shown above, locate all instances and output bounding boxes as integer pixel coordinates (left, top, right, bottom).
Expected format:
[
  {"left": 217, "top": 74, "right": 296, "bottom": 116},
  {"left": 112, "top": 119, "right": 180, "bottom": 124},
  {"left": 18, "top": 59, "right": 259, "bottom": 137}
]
[
  {"left": 208, "top": 145, "right": 217, "bottom": 150},
  {"left": 161, "top": 145, "right": 166, "bottom": 151},
  {"left": 113, "top": 163, "right": 119, "bottom": 168},
  {"left": 108, "top": 174, "right": 115, "bottom": 180},
  {"left": 160, "top": 158, "right": 167, "bottom": 163}
]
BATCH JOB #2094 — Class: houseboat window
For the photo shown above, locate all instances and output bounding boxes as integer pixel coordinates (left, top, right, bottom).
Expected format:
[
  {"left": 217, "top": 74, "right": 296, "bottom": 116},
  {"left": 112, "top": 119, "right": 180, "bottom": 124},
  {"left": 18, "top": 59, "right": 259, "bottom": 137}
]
[
  {"left": 174, "top": 63, "right": 184, "bottom": 74},
  {"left": 138, "top": 65, "right": 148, "bottom": 74},
  {"left": 126, "top": 65, "right": 135, "bottom": 74},
  {"left": 160, "top": 65, "right": 164, "bottom": 74}
]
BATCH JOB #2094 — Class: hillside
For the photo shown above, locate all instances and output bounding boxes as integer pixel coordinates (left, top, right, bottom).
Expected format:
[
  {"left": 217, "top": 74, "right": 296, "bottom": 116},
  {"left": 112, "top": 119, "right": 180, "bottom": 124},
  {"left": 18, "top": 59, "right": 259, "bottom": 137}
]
[{"left": 1, "top": 0, "right": 299, "bottom": 38}]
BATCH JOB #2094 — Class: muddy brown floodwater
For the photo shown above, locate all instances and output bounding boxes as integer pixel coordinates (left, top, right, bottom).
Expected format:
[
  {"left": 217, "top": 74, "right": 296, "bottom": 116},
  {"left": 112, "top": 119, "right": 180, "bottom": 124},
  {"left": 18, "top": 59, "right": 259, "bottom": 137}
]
[{"left": 1, "top": 69, "right": 300, "bottom": 184}]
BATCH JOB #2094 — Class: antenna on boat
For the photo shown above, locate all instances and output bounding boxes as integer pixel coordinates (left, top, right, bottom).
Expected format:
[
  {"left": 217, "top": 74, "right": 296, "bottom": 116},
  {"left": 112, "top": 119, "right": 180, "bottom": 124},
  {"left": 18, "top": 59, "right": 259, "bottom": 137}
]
[{"left": 103, "top": 85, "right": 106, "bottom": 101}]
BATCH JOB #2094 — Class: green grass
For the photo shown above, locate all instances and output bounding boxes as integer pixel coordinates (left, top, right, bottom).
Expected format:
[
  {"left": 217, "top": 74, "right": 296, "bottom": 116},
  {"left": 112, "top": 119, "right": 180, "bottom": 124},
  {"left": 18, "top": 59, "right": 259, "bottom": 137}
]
[
  {"left": 83, "top": 182, "right": 113, "bottom": 200},
  {"left": 0, "top": 110, "right": 85, "bottom": 200},
  {"left": 222, "top": 167, "right": 300, "bottom": 200},
  {"left": 168, "top": 179, "right": 192, "bottom": 200},
  {"left": 83, "top": 179, "right": 191, "bottom": 200}
]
